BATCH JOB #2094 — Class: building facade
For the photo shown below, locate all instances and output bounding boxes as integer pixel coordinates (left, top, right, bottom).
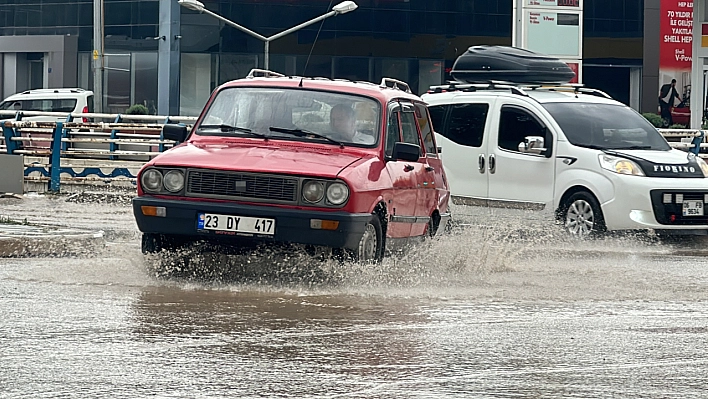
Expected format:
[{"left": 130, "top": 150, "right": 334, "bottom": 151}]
[{"left": 0, "top": 0, "right": 643, "bottom": 116}]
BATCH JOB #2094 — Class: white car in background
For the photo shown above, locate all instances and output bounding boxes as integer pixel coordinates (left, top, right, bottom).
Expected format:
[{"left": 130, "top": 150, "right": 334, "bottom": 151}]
[{"left": 0, "top": 88, "right": 93, "bottom": 122}]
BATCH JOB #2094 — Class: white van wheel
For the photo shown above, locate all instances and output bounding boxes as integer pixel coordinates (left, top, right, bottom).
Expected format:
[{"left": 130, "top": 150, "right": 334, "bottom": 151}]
[{"left": 562, "top": 192, "right": 606, "bottom": 238}]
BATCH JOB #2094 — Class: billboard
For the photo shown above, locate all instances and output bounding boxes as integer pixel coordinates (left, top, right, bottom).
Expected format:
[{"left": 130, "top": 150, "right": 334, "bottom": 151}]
[
  {"left": 659, "top": 0, "right": 693, "bottom": 108},
  {"left": 514, "top": 0, "right": 583, "bottom": 83},
  {"left": 525, "top": 11, "right": 581, "bottom": 58}
]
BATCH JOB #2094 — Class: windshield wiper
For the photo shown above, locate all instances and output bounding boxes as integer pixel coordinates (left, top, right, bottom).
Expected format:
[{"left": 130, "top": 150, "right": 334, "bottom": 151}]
[
  {"left": 198, "top": 124, "right": 268, "bottom": 139},
  {"left": 269, "top": 126, "right": 343, "bottom": 147},
  {"left": 577, "top": 144, "right": 607, "bottom": 150}
]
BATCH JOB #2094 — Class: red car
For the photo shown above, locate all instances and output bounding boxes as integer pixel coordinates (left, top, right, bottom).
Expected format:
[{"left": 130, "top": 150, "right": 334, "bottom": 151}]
[{"left": 132, "top": 70, "right": 450, "bottom": 267}]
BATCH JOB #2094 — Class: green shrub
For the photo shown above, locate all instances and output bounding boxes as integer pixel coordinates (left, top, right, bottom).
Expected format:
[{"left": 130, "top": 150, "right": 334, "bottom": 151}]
[
  {"left": 668, "top": 123, "right": 687, "bottom": 129},
  {"left": 125, "top": 104, "right": 149, "bottom": 115},
  {"left": 642, "top": 112, "right": 664, "bottom": 128}
]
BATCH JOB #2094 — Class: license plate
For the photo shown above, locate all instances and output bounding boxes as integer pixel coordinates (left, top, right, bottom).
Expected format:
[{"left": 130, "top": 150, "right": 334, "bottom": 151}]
[
  {"left": 682, "top": 200, "right": 704, "bottom": 216},
  {"left": 197, "top": 213, "right": 275, "bottom": 235}
]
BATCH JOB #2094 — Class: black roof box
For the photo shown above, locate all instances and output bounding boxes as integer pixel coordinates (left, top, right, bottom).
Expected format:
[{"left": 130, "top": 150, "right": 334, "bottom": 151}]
[{"left": 450, "top": 45, "right": 576, "bottom": 84}]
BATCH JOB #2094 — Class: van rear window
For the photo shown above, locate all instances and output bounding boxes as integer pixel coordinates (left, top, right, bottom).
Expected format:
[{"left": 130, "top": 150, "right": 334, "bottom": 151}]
[{"left": 0, "top": 99, "right": 77, "bottom": 113}]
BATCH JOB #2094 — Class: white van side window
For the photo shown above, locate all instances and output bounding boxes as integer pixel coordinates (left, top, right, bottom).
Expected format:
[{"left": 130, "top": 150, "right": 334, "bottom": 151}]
[
  {"left": 429, "top": 103, "right": 488, "bottom": 148},
  {"left": 498, "top": 106, "right": 547, "bottom": 153}
]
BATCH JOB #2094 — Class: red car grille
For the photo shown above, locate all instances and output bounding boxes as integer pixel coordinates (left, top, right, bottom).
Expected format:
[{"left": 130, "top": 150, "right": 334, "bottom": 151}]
[{"left": 187, "top": 170, "right": 298, "bottom": 203}]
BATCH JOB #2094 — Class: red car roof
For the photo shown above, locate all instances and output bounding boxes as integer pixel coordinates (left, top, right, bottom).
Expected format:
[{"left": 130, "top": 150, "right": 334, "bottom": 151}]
[{"left": 219, "top": 75, "right": 423, "bottom": 103}]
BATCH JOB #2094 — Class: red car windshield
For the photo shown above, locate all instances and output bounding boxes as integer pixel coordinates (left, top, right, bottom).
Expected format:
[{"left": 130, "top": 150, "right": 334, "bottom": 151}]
[{"left": 196, "top": 87, "right": 381, "bottom": 147}]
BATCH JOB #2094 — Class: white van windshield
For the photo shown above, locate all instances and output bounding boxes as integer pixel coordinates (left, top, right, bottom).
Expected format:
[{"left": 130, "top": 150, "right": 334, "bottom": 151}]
[
  {"left": 542, "top": 103, "right": 671, "bottom": 151},
  {"left": 197, "top": 87, "right": 380, "bottom": 147}
]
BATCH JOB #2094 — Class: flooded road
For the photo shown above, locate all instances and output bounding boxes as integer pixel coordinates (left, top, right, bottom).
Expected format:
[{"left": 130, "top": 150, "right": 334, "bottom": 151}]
[{"left": 1, "top": 194, "right": 708, "bottom": 398}]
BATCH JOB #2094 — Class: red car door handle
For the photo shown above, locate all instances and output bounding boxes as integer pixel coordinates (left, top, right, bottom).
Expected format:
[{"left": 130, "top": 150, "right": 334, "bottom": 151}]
[
  {"left": 425, "top": 166, "right": 434, "bottom": 172},
  {"left": 404, "top": 164, "right": 414, "bottom": 172}
]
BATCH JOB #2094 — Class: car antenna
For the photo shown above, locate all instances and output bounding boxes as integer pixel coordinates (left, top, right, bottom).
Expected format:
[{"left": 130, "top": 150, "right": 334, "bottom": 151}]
[{"left": 302, "top": 0, "right": 334, "bottom": 77}]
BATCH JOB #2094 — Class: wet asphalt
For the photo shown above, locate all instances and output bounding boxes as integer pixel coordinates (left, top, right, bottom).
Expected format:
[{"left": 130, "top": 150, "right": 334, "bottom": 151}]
[{"left": 1, "top": 193, "right": 707, "bottom": 398}]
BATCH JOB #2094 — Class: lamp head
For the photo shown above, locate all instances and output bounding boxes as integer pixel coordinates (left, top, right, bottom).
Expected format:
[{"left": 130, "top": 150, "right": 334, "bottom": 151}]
[
  {"left": 332, "top": 1, "right": 358, "bottom": 14},
  {"left": 178, "top": 0, "right": 205, "bottom": 12}
]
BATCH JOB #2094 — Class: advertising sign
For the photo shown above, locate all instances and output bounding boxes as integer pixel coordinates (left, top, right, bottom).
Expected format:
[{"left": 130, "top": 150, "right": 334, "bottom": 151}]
[
  {"left": 514, "top": 0, "right": 583, "bottom": 82},
  {"left": 525, "top": 11, "right": 581, "bottom": 58},
  {"left": 526, "top": 0, "right": 581, "bottom": 7},
  {"left": 659, "top": 0, "right": 693, "bottom": 110}
]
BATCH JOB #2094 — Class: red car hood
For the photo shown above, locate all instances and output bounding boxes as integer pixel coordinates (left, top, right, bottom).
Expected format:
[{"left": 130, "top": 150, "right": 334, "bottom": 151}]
[{"left": 152, "top": 141, "right": 364, "bottom": 178}]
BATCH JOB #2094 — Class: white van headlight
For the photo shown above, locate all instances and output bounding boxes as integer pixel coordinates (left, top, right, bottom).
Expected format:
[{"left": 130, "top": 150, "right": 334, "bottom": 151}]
[
  {"left": 696, "top": 156, "right": 708, "bottom": 177},
  {"left": 599, "top": 154, "right": 645, "bottom": 176}
]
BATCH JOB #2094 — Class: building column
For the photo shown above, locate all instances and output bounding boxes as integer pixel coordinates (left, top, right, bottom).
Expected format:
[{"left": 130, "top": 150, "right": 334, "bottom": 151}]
[
  {"left": 157, "top": 0, "right": 181, "bottom": 117},
  {"left": 642, "top": 0, "right": 661, "bottom": 114},
  {"left": 691, "top": 0, "right": 705, "bottom": 128}
]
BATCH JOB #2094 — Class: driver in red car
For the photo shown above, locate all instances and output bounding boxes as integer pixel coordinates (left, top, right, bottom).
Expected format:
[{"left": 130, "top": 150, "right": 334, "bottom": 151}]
[{"left": 329, "top": 104, "right": 375, "bottom": 144}]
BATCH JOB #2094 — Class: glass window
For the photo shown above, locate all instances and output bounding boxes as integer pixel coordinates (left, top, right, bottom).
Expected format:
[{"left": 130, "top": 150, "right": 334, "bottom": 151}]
[
  {"left": 543, "top": 102, "right": 671, "bottom": 151},
  {"left": 295, "top": 55, "right": 331, "bottom": 79},
  {"left": 219, "top": 54, "right": 258, "bottom": 83},
  {"left": 428, "top": 104, "right": 446, "bottom": 134},
  {"left": 436, "top": 103, "right": 489, "bottom": 148},
  {"left": 385, "top": 105, "right": 401, "bottom": 158},
  {"left": 104, "top": 53, "right": 131, "bottom": 113},
  {"left": 400, "top": 103, "right": 421, "bottom": 148},
  {"left": 133, "top": 52, "right": 158, "bottom": 114},
  {"left": 180, "top": 53, "right": 213, "bottom": 116},
  {"left": 415, "top": 103, "right": 436, "bottom": 154},
  {"left": 52, "top": 99, "right": 78, "bottom": 113},
  {"left": 418, "top": 59, "right": 443, "bottom": 95},
  {"left": 498, "top": 106, "right": 546, "bottom": 152},
  {"left": 374, "top": 59, "right": 409, "bottom": 85},
  {"left": 0, "top": 99, "right": 76, "bottom": 113},
  {"left": 334, "top": 57, "right": 370, "bottom": 81},
  {"left": 197, "top": 87, "right": 380, "bottom": 147}
]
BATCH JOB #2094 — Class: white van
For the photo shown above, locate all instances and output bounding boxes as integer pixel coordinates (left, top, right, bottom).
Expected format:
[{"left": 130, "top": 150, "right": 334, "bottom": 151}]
[
  {"left": 422, "top": 82, "right": 708, "bottom": 237},
  {"left": 0, "top": 88, "right": 93, "bottom": 122}
]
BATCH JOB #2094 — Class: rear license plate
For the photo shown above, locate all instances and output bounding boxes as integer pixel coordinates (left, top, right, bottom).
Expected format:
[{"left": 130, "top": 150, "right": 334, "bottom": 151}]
[
  {"left": 197, "top": 213, "right": 275, "bottom": 235},
  {"left": 682, "top": 200, "right": 704, "bottom": 216}
]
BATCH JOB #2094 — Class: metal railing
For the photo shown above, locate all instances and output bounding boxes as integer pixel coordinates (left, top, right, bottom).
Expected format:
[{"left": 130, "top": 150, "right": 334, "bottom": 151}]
[
  {"left": 1, "top": 110, "right": 197, "bottom": 193},
  {"left": 658, "top": 128, "right": 708, "bottom": 156},
  {"left": 1, "top": 112, "right": 706, "bottom": 194}
]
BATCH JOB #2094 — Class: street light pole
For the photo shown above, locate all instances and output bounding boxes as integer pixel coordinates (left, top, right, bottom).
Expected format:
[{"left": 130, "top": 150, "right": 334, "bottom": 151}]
[{"left": 178, "top": 0, "right": 358, "bottom": 71}]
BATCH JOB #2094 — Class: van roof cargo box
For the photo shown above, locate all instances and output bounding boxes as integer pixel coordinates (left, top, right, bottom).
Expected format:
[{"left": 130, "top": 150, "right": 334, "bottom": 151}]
[{"left": 450, "top": 46, "right": 576, "bottom": 84}]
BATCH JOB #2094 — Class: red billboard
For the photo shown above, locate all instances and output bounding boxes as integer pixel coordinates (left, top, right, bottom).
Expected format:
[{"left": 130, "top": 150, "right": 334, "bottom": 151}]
[{"left": 659, "top": 0, "right": 693, "bottom": 111}]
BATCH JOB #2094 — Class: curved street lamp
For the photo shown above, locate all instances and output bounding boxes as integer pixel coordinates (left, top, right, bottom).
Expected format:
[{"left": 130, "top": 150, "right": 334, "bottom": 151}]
[{"left": 177, "top": 0, "right": 358, "bottom": 71}]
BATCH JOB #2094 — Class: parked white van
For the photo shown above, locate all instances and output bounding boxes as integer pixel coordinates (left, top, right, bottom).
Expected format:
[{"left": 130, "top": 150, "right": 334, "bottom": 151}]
[
  {"left": 0, "top": 88, "right": 93, "bottom": 122},
  {"left": 423, "top": 82, "right": 708, "bottom": 237}
]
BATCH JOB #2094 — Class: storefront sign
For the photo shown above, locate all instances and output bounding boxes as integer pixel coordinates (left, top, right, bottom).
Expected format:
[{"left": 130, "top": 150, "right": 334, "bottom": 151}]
[{"left": 659, "top": 0, "right": 693, "bottom": 106}]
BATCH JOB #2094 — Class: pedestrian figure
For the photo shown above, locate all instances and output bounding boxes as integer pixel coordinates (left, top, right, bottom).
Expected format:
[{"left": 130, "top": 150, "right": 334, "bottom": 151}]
[{"left": 659, "top": 79, "right": 682, "bottom": 127}]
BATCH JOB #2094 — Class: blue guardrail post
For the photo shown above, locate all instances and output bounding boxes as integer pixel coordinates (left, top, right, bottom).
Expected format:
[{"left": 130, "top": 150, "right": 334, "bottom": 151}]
[
  {"left": 49, "top": 122, "right": 63, "bottom": 192},
  {"left": 691, "top": 131, "right": 705, "bottom": 155},
  {"left": 2, "top": 123, "right": 20, "bottom": 154}
]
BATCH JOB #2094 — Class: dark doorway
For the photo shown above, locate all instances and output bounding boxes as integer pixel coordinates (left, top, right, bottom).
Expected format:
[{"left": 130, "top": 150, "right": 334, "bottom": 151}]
[{"left": 583, "top": 66, "right": 631, "bottom": 106}]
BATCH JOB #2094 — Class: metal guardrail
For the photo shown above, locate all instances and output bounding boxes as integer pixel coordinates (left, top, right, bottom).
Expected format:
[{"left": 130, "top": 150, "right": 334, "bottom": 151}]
[
  {"left": 0, "top": 113, "right": 705, "bottom": 194},
  {"left": 1, "top": 110, "right": 197, "bottom": 193},
  {"left": 658, "top": 128, "right": 707, "bottom": 156}
]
